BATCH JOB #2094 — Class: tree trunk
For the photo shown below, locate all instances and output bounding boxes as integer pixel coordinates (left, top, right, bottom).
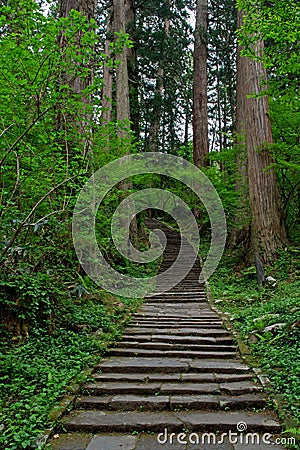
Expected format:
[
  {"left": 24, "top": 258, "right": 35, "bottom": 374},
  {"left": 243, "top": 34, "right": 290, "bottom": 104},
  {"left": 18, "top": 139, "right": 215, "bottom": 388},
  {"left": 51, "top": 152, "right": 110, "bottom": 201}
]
[
  {"left": 125, "top": 0, "right": 140, "bottom": 139},
  {"left": 113, "top": 0, "right": 138, "bottom": 245},
  {"left": 229, "top": 10, "right": 250, "bottom": 250},
  {"left": 114, "top": 0, "right": 131, "bottom": 139},
  {"left": 241, "top": 13, "right": 287, "bottom": 262},
  {"left": 148, "top": 12, "right": 170, "bottom": 152},
  {"left": 148, "top": 65, "right": 164, "bottom": 152},
  {"left": 193, "top": 0, "right": 208, "bottom": 167},
  {"left": 58, "top": 0, "right": 96, "bottom": 158},
  {"left": 101, "top": 7, "right": 113, "bottom": 125}
]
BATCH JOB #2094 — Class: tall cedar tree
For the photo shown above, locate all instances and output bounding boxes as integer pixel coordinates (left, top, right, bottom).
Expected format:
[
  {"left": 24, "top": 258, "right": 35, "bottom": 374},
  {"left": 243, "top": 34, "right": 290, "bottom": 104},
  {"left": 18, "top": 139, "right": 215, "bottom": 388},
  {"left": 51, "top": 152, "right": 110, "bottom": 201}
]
[
  {"left": 238, "top": 11, "right": 287, "bottom": 262},
  {"left": 193, "top": 0, "right": 208, "bottom": 167}
]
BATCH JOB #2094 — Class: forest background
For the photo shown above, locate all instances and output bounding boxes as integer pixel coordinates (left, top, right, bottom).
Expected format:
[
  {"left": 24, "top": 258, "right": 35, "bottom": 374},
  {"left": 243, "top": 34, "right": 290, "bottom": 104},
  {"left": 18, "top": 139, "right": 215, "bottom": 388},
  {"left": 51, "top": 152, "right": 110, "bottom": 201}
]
[{"left": 0, "top": 0, "right": 299, "bottom": 448}]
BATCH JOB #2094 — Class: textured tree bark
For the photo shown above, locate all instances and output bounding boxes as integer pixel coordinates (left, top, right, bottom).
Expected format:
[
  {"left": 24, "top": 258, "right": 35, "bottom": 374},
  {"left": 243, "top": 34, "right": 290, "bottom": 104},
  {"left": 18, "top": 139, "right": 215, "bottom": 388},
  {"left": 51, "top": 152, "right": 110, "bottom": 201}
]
[
  {"left": 148, "top": 13, "right": 170, "bottom": 152},
  {"left": 193, "top": 0, "right": 208, "bottom": 167},
  {"left": 113, "top": 0, "right": 138, "bottom": 245},
  {"left": 102, "top": 7, "right": 113, "bottom": 125},
  {"left": 59, "top": 0, "right": 96, "bottom": 99},
  {"left": 229, "top": 10, "right": 250, "bottom": 250},
  {"left": 58, "top": 0, "right": 96, "bottom": 157},
  {"left": 114, "top": 0, "right": 131, "bottom": 138},
  {"left": 240, "top": 13, "right": 287, "bottom": 262},
  {"left": 148, "top": 65, "right": 164, "bottom": 152},
  {"left": 125, "top": 0, "right": 140, "bottom": 139}
]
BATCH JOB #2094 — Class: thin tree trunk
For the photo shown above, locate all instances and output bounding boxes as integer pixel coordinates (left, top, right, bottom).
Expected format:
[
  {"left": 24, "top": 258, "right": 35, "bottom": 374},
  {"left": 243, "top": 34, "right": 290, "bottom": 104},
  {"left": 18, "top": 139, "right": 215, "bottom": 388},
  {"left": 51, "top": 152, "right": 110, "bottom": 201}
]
[
  {"left": 148, "top": 65, "right": 164, "bottom": 152},
  {"left": 193, "top": 0, "right": 209, "bottom": 167},
  {"left": 114, "top": 0, "right": 131, "bottom": 138},
  {"left": 229, "top": 10, "right": 250, "bottom": 250},
  {"left": 102, "top": 8, "right": 113, "bottom": 125},
  {"left": 148, "top": 13, "right": 170, "bottom": 152},
  {"left": 125, "top": 0, "right": 140, "bottom": 139}
]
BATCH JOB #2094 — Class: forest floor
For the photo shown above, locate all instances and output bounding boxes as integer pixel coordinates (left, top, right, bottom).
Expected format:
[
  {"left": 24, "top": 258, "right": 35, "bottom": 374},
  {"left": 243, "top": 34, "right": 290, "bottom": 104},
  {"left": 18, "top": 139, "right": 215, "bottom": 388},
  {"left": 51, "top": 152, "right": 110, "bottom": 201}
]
[
  {"left": 0, "top": 293, "right": 142, "bottom": 450},
  {"left": 0, "top": 237, "right": 299, "bottom": 449},
  {"left": 208, "top": 246, "right": 300, "bottom": 445}
]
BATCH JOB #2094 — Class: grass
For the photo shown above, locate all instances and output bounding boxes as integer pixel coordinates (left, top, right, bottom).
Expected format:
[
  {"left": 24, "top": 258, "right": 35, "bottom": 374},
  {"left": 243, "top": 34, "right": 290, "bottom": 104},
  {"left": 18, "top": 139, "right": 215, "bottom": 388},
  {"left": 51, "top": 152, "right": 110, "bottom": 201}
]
[{"left": 208, "top": 246, "right": 300, "bottom": 446}]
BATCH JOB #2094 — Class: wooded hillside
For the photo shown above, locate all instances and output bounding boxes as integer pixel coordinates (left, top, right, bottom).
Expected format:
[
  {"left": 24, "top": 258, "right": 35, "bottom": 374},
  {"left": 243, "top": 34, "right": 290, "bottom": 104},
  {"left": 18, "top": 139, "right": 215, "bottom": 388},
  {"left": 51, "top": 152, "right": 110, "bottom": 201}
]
[{"left": 0, "top": 1, "right": 299, "bottom": 448}]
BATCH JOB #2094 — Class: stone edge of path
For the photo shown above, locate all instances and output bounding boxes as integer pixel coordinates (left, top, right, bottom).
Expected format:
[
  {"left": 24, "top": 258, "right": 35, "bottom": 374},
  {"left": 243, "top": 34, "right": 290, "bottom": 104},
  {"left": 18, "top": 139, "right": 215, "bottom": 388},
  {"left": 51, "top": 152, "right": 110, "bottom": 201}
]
[
  {"left": 35, "top": 318, "right": 140, "bottom": 447},
  {"left": 36, "top": 367, "right": 94, "bottom": 448},
  {"left": 204, "top": 272, "right": 300, "bottom": 435}
]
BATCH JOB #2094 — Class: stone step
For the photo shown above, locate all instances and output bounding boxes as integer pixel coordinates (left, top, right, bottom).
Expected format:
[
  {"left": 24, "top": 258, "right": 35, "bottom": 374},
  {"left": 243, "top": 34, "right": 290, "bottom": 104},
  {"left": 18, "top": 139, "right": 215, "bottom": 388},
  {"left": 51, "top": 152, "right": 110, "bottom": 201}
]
[
  {"left": 123, "top": 328, "right": 231, "bottom": 336},
  {"left": 121, "top": 335, "right": 235, "bottom": 345},
  {"left": 129, "top": 323, "right": 224, "bottom": 328},
  {"left": 133, "top": 315, "right": 221, "bottom": 320},
  {"left": 136, "top": 311, "right": 219, "bottom": 318},
  {"left": 132, "top": 309, "right": 219, "bottom": 315},
  {"left": 107, "top": 348, "right": 236, "bottom": 359},
  {"left": 49, "top": 432, "right": 285, "bottom": 450},
  {"left": 76, "top": 393, "right": 267, "bottom": 411},
  {"left": 92, "top": 372, "right": 254, "bottom": 384},
  {"left": 140, "top": 298, "right": 207, "bottom": 303},
  {"left": 82, "top": 380, "right": 261, "bottom": 396},
  {"left": 147, "top": 292, "right": 206, "bottom": 297},
  {"left": 129, "top": 321, "right": 223, "bottom": 327},
  {"left": 83, "top": 382, "right": 220, "bottom": 395},
  {"left": 126, "top": 325, "right": 225, "bottom": 330},
  {"left": 128, "top": 322, "right": 223, "bottom": 328},
  {"left": 51, "top": 220, "right": 284, "bottom": 449},
  {"left": 114, "top": 342, "right": 236, "bottom": 352},
  {"left": 64, "top": 410, "right": 281, "bottom": 434},
  {"left": 95, "top": 358, "right": 251, "bottom": 374}
]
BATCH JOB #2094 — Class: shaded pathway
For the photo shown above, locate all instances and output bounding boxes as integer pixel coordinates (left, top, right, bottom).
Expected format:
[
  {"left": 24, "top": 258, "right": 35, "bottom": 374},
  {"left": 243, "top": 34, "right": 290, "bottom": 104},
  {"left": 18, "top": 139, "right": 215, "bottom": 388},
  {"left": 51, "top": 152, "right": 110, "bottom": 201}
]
[{"left": 50, "top": 221, "right": 283, "bottom": 449}]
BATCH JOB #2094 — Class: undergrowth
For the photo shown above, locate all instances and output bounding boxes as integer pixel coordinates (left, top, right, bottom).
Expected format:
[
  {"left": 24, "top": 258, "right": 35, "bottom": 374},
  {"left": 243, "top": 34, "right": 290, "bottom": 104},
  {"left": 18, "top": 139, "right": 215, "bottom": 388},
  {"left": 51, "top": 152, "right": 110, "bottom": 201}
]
[
  {"left": 208, "top": 247, "right": 300, "bottom": 447},
  {"left": 0, "top": 291, "right": 141, "bottom": 450}
]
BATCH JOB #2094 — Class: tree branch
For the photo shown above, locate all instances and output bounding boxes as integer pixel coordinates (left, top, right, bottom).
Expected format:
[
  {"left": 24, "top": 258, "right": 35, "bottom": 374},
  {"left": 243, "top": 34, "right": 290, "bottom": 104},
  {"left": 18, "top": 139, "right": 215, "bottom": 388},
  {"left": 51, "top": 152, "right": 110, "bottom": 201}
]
[
  {"left": 0, "top": 174, "right": 85, "bottom": 263},
  {"left": 0, "top": 108, "right": 52, "bottom": 167}
]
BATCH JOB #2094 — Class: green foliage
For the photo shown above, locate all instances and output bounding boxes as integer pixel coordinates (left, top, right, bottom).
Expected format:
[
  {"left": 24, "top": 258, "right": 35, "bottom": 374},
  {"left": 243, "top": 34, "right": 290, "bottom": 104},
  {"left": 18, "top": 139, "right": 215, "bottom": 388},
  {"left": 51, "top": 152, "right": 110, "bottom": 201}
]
[
  {"left": 0, "top": 291, "right": 140, "bottom": 450},
  {"left": 237, "top": 0, "right": 300, "bottom": 79},
  {"left": 0, "top": 272, "right": 61, "bottom": 328},
  {"left": 210, "top": 247, "right": 300, "bottom": 428},
  {"left": 270, "top": 94, "right": 300, "bottom": 242}
]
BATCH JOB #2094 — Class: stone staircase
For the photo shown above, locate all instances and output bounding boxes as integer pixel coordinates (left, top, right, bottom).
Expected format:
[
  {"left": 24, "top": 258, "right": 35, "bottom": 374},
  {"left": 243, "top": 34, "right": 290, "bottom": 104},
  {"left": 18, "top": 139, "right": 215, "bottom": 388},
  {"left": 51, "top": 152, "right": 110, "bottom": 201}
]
[{"left": 50, "top": 221, "right": 283, "bottom": 449}]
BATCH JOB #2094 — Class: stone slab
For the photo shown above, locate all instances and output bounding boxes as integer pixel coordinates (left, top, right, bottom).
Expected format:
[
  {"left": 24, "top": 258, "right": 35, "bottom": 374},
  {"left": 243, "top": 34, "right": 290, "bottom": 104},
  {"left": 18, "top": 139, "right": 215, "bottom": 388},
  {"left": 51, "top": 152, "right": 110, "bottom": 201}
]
[
  {"left": 173, "top": 411, "right": 281, "bottom": 433},
  {"left": 220, "top": 381, "right": 263, "bottom": 395},
  {"left": 170, "top": 395, "right": 219, "bottom": 410},
  {"left": 189, "top": 360, "right": 250, "bottom": 374},
  {"left": 97, "top": 357, "right": 190, "bottom": 373},
  {"left": 160, "top": 383, "right": 220, "bottom": 395},
  {"left": 83, "top": 382, "right": 161, "bottom": 395},
  {"left": 65, "top": 411, "right": 183, "bottom": 433},
  {"left": 85, "top": 435, "right": 136, "bottom": 450},
  {"left": 48, "top": 433, "right": 92, "bottom": 450},
  {"left": 136, "top": 433, "right": 187, "bottom": 449},
  {"left": 110, "top": 394, "right": 169, "bottom": 411}
]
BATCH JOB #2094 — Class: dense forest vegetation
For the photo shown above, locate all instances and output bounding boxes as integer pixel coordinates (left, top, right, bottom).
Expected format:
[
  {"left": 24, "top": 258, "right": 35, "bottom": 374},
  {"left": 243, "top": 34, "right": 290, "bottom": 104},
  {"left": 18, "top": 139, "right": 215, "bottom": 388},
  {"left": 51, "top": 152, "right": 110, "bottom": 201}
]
[{"left": 0, "top": 0, "right": 299, "bottom": 448}]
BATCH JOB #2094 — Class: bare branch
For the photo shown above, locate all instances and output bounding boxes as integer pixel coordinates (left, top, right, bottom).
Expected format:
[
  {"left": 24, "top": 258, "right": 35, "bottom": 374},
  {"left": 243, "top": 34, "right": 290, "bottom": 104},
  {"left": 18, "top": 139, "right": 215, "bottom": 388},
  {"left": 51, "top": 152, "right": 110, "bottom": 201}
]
[
  {"left": 0, "top": 123, "right": 15, "bottom": 139},
  {"left": 0, "top": 174, "right": 85, "bottom": 262},
  {"left": 0, "top": 107, "right": 52, "bottom": 168}
]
